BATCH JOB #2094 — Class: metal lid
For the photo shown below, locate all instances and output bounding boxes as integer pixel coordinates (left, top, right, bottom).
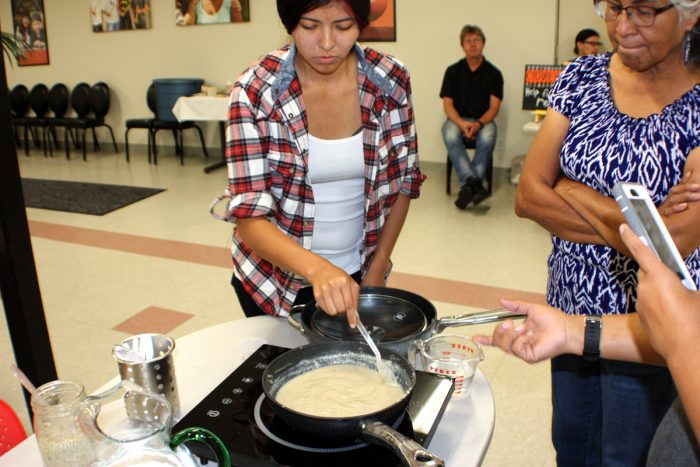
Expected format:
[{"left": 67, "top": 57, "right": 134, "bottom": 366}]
[{"left": 310, "top": 292, "right": 428, "bottom": 342}]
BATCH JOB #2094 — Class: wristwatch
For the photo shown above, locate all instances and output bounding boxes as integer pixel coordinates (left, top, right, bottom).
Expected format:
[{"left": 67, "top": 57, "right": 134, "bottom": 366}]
[
  {"left": 583, "top": 315, "right": 602, "bottom": 362},
  {"left": 476, "top": 120, "right": 484, "bottom": 129}
]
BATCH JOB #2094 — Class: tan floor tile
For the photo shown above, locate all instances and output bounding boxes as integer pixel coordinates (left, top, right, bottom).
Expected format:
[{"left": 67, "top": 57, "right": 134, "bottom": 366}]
[{"left": 112, "top": 306, "right": 194, "bottom": 335}]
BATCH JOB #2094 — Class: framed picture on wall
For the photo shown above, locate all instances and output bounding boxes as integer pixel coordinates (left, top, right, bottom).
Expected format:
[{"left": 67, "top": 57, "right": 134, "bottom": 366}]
[
  {"left": 11, "top": 0, "right": 49, "bottom": 66},
  {"left": 176, "top": 0, "right": 250, "bottom": 26},
  {"left": 359, "top": 0, "right": 395, "bottom": 42},
  {"left": 522, "top": 64, "right": 565, "bottom": 111},
  {"left": 90, "top": 0, "right": 153, "bottom": 32}
]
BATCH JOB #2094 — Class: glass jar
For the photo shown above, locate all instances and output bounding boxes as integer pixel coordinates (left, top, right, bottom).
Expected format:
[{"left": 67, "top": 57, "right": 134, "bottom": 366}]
[{"left": 31, "top": 380, "right": 92, "bottom": 466}]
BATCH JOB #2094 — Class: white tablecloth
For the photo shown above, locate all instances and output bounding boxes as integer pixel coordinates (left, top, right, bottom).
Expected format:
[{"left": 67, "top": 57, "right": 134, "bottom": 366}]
[
  {"left": 0, "top": 316, "right": 494, "bottom": 466},
  {"left": 172, "top": 95, "right": 228, "bottom": 122}
]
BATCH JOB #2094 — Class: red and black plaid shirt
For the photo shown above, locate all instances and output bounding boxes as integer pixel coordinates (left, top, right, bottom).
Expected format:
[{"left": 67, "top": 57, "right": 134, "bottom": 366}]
[{"left": 219, "top": 43, "right": 423, "bottom": 317}]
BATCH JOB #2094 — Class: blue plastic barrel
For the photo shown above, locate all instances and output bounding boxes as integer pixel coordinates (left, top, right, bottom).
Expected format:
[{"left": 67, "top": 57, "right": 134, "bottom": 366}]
[{"left": 153, "top": 78, "right": 204, "bottom": 121}]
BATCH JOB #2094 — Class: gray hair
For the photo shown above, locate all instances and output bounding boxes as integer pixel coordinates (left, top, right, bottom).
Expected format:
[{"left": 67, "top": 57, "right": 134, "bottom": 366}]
[
  {"left": 672, "top": 0, "right": 700, "bottom": 64},
  {"left": 672, "top": 0, "right": 700, "bottom": 20}
]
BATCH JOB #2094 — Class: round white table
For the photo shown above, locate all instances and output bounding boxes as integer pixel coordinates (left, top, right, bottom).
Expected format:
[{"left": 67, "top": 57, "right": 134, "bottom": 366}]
[{"left": 0, "top": 316, "right": 494, "bottom": 466}]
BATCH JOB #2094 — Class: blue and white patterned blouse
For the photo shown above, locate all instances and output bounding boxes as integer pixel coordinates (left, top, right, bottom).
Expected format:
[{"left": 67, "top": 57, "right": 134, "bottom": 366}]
[{"left": 547, "top": 53, "right": 700, "bottom": 316}]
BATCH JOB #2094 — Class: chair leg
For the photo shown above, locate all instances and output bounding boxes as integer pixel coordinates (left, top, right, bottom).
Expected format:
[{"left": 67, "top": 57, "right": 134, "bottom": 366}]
[
  {"left": 446, "top": 156, "right": 453, "bottom": 195},
  {"left": 23, "top": 127, "right": 30, "bottom": 156},
  {"left": 171, "top": 129, "right": 181, "bottom": 155},
  {"left": 147, "top": 128, "right": 153, "bottom": 164},
  {"left": 124, "top": 128, "right": 131, "bottom": 162},
  {"left": 42, "top": 127, "right": 48, "bottom": 157},
  {"left": 82, "top": 130, "right": 88, "bottom": 161},
  {"left": 52, "top": 127, "right": 61, "bottom": 150},
  {"left": 65, "top": 128, "right": 71, "bottom": 159},
  {"left": 194, "top": 125, "right": 209, "bottom": 157},
  {"left": 152, "top": 129, "right": 158, "bottom": 165},
  {"left": 178, "top": 130, "right": 184, "bottom": 165},
  {"left": 43, "top": 126, "right": 54, "bottom": 158},
  {"left": 104, "top": 124, "right": 118, "bottom": 153},
  {"left": 91, "top": 127, "right": 100, "bottom": 151}
]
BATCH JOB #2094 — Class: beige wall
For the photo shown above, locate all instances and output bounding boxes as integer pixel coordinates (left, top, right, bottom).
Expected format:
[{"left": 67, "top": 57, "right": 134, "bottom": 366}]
[{"left": 2, "top": 0, "right": 605, "bottom": 167}]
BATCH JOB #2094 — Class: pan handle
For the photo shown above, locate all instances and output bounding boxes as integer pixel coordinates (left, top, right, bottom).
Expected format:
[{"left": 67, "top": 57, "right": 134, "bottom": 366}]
[
  {"left": 360, "top": 420, "right": 445, "bottom": 467},
  {"left": 287, "top": 305, "right": 307, "bottom": 333},
  {"left": 435, "top": 308, "right": 523, "bottom": 333}
]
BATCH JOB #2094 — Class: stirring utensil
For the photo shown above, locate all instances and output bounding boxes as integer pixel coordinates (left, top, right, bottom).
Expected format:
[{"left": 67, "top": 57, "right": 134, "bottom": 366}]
[
  {"left": 356, "top": 319, "right": 396, "bottom": 384},
  {"left": 113, "top": 343, "right": 144, "bottom": 362},
  {"left": 9, "top": 363, "right": 37, "bottom": 396}
]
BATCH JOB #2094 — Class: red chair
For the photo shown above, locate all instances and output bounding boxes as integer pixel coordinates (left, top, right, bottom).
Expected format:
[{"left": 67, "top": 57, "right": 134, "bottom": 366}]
[{"left": 0, "top": 400, "right": 27, "bottom": 456}]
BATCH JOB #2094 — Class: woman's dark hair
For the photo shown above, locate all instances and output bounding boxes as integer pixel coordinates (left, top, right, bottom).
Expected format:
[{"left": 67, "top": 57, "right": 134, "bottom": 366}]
[
  {"left": 277, "top": 0, "right": 370, "bottom": 34},
  {"left": 690, "top": 19, "right": 700, "bottom": 65},
  {"left": 573, "top": 28, "right": 599, "bottom": 55}
]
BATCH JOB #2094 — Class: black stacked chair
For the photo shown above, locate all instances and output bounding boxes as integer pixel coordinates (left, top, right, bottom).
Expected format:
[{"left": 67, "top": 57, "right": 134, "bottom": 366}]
[
  {"left": 151, "top": 89, "right": 208, "bottom": 166},
  {"left": 9, "top": 84, "right": 37, "bottom": 155},
  {"left": 44, "top": 83, "right": 75, "bottom": 157},
  {"left": 25, "top": 84, "right": 51, "bottom": 156},
  {"left": 64, "top": 82, "right": 118, "bottom": 161},
  {"left": 124, "top": 83, "right": 156, "bottom": 163}
]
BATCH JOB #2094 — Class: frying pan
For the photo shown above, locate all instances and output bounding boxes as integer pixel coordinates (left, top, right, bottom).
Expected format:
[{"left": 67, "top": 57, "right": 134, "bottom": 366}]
[
  {"left": 288, "top": 286, "right": 521, "bottom": 356},
  {"left": 261, "top": 342, "right": 444, "bottom": 467}
]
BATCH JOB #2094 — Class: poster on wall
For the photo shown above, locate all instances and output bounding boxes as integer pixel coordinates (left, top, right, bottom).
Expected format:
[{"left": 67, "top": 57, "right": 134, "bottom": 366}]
[
  {"left": 90, "top": 0, "right": 153, "bottom": 32},
  {"left": 11, "top": 0, "right": 49, "bottom": 66},
  {"left": 359, "top": 0, "right": 395, "bottom": 42},
  {"left": 522, "top": 64, "right": 565, "bottom": 111},
  {"left": 176, "top": 0, "right": 250, "bottom": 26}
]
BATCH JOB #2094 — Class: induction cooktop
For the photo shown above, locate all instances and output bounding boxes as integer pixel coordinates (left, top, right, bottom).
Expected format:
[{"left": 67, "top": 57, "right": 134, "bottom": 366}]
[{"left": 173, "top": 344, "right": 454, "bottom": 466}]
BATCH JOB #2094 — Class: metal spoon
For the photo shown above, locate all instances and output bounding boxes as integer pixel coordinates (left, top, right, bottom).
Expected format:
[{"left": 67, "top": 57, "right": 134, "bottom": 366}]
[{"left": 356, "top": 319, "right": 396, "bottom": 384}]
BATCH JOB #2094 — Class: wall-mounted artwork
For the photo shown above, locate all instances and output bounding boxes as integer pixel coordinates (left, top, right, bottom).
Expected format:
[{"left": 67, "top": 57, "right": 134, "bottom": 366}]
[
  {"left": 522, "top": 64, "right": 565, "bottom": 111},
  {"left": 11, "top": 0, "right": 49, "bottom": 66},
  {"left": 176, "top": 0, "right": 250, "bottom": 26},
  {"left": 90, "top": 0, "right": 152, "bottom": 32},
  {"left": 359, "top": 0, "right": 395, "bottom": 42}
]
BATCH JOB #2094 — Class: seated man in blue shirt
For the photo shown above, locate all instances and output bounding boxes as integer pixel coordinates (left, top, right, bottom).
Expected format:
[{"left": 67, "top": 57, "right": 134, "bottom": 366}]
[{"left": 440, "top": 24, "right": 503, "bottom": 209}]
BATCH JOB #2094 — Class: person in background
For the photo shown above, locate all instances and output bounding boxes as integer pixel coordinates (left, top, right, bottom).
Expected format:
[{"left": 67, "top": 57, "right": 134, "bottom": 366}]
[
  {"left": 15, "top": 13, "right": 32, "bottom": 42},
  {"left": 133, "top": 0, "right": 151, "bottom": 29},
  {"left": 102, "top": 0, "right": 121, "bottom": 31},
  {"left": 440, "top": 24, "right": 503, "bottom": 210},
  {"left": 474, "top": 223, "right": 700, "bottom": 465},
  {"left": 212, "top": 0, "right": 422, "bottom": 326},
  {"left": 118, "top": 0, "right": 135, "bottom": 30},
  {"left": 175, "top": 0, "right": 192, "bottom": 25},
  {"left": 574, "top": 28, "right": 602, "bottom": 57},
  {"left": 513, "top": 0, "right": 700, "bottom": 464},
  {"left": 28, "top": 13, "right": 46, "bottom": 49},
  {"left": 177, "top": 0, "right": 243, "bottom": 25}
]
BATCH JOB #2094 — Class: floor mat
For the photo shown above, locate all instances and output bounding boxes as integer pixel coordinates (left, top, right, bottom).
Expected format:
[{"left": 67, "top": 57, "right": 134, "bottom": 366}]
[{"left": 21, "top": 178, "right": 165, "bottom": 216}]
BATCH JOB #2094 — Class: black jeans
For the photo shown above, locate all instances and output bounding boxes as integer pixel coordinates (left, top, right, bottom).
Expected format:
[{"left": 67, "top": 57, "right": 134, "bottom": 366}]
[{"left": 231, "top": 271, "right": 362, "bottom": 317}]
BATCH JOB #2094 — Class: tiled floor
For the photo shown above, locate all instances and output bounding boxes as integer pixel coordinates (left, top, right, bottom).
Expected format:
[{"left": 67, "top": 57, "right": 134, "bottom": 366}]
[{"left": 0, "top": 142, "right": 556, "bottom": 466}]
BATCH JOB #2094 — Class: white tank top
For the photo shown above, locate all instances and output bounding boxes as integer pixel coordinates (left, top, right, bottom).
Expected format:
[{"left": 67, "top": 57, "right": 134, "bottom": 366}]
[{"left": 308, "top": 131, "right": 364, "bottom": 274}]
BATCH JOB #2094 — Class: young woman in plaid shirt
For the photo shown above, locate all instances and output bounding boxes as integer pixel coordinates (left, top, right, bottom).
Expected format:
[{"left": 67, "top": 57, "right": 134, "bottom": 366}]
[{"left": 216, "top": 0, "right": 423, "bottom": 326}]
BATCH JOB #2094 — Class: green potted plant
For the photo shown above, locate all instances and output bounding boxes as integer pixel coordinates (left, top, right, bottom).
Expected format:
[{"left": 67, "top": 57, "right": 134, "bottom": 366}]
[{"left": 1, "top": 31, "right": 29, "bottom": 66}]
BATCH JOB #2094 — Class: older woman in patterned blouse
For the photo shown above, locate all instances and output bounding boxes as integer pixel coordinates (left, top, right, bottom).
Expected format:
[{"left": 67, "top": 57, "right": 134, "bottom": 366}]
[{"left": 515, "top": 0, "right": 700, "bottom": 465}]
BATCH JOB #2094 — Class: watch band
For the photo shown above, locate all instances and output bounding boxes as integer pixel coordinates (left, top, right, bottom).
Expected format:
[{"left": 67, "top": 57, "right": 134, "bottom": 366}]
[
  {"left": 476, "top": 120, "right": 484, "bottom": 129},
  {"left": 583, "top": 315, "right": 602, "bottom": 362}
]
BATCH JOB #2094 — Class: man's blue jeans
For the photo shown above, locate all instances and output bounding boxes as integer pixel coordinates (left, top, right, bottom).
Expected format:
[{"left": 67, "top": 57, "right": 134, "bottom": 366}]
[
  {"left": 551, "top": 354, "right": 677, "bottom": 467},
  {"left": 441, "top": 118, "right": 497, "bottom": 187}
]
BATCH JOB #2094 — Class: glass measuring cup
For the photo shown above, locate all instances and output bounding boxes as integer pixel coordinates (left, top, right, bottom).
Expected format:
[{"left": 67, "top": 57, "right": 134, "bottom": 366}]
[{"left": 409, "top": 334, "right": 485, "bottom": 397}]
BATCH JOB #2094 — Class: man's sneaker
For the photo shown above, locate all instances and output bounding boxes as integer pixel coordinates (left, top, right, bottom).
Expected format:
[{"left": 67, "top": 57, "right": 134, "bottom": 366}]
[
  {"left": 454, "top": 184, "right": 473, "bottom": 209},
  {"left": 468, "top": 177, "right": 490, "bottom": 206}
]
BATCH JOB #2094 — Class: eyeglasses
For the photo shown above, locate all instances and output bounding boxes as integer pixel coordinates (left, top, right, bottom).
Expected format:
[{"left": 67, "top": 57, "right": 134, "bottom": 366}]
[
  {"left": 594, "top": 0, "right": 675, "bottom": 27},
  {"left": 583, "top": 40, "right": 603, "bottom": 47}
]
